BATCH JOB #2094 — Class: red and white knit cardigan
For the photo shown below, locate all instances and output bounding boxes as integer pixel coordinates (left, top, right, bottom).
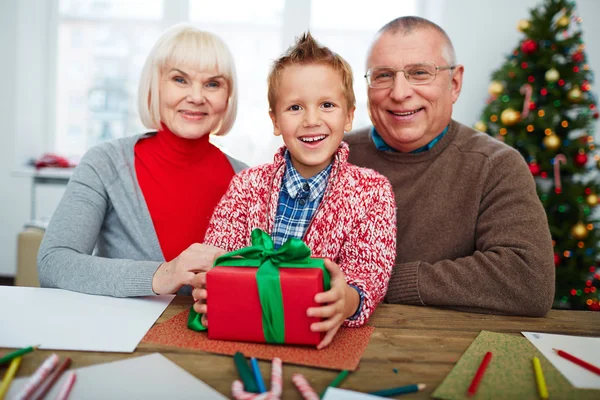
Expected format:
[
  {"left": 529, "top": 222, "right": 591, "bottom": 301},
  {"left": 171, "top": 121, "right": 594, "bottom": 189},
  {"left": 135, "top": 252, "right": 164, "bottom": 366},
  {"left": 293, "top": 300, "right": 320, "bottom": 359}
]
[{"left": 204, "top": 142, "right": 397, "bottom": 327}]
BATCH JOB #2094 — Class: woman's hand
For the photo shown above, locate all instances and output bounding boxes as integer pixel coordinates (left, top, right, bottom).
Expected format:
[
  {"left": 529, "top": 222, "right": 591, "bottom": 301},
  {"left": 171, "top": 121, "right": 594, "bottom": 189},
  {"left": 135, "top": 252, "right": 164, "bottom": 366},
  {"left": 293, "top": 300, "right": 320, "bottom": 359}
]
[
  {"left": 152, "top": 243, "right": 225, "bottom": 295},
  {"left": 306, "top": 258, "right": 360, "bottom": 349}
]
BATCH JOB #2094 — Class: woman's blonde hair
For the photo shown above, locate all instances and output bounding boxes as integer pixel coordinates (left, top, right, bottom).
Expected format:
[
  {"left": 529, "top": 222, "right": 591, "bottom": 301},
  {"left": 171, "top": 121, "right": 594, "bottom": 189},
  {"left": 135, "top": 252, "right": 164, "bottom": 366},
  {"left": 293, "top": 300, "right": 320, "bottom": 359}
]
[{"left": 138, "top": 23, "right": 238, "bottom": 136}]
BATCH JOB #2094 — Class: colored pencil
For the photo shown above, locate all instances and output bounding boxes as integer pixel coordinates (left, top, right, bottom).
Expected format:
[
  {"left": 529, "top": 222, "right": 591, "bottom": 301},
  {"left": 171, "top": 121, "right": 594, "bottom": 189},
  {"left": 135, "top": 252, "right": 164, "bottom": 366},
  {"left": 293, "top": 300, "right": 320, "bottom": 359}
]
[
  {"left": 0, "top": 356, "right": 23, "bottom": 400},
  {"left": 553, "top": 348, "right": 600, "bottom": 376},
  {"left": 319, "top": 369, "right": 349, "bottom": 397},
  {"left": 233, "top": 352, "right": 259, "bottom": 393},
  {"left": 15, "top": 353, "right": 60, "bottom": 400},
  {"left": 369, "top": 383, "right": 426, "bottom": 397},
  {"left": 467, "top": 351, "right": 492, "bottom": 396},
  {"left": 55, "top": 371, "right": 77, "bottom": 400},
  {"left": 0, "top": 346, "right": 37, "bottom": 366},
  {"left": 250, "top": 357, "right": 266, "bottom": 394},
  {"left": 532, "top": 357, "right": 549, "bottom": 400},
  {"left": 32, "top": 357, "right": 71, "bottom": 400}
]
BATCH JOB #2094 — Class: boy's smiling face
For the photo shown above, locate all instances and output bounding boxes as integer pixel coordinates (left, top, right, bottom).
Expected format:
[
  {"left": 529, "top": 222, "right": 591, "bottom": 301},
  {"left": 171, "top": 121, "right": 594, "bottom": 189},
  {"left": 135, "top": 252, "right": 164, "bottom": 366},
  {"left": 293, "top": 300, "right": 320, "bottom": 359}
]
[{"left": 270, "top": 64, "right": 355, "bottom": 179}]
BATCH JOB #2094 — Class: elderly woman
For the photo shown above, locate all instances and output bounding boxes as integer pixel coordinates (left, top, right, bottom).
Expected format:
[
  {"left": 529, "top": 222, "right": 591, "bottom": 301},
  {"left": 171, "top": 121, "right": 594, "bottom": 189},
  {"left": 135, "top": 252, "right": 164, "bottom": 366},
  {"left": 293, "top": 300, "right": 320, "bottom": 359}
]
[{"left": 38, "top": 24, "right": 245, "bottom": 297}]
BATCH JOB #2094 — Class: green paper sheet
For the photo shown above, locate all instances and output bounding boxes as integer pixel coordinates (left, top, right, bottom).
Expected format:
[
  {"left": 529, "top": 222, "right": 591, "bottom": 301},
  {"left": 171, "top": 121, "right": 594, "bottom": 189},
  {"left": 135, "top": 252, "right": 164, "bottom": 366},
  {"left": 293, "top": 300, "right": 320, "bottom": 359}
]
[{"left": 432, "top": 330, "right": 599, "bottom": 400}]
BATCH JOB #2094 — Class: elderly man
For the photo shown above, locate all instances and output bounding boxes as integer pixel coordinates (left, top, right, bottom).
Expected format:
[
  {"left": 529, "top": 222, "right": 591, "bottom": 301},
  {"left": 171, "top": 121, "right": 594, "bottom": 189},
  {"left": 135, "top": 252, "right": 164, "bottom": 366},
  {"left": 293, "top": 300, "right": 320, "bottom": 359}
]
[{"left": 345, "top": 16, "right": 554, "bottom": 317}]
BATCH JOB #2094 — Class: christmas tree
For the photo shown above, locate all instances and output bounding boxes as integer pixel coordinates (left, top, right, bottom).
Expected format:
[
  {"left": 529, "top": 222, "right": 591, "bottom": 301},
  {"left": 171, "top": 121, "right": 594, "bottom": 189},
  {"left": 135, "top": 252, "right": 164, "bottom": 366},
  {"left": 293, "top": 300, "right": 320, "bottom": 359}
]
[{"left": 476, "top": 0, "right": 599, "bottom": 310}]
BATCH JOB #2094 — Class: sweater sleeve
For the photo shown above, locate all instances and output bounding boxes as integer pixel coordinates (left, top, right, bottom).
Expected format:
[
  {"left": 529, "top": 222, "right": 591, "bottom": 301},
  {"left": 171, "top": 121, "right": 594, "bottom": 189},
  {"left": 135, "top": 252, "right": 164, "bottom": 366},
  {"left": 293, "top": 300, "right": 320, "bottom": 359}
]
[
  {"left": 386, "top": 149, "right": 555, "bottom": 317},
  {"left": 204, "top": 172, "right": 251, "bottom": 252},
  {"left": 37, "top": 147, "right": 161, "bottom": 297},
  {"left": 338, "top": 177, "right": 397, "bottom": 327}
]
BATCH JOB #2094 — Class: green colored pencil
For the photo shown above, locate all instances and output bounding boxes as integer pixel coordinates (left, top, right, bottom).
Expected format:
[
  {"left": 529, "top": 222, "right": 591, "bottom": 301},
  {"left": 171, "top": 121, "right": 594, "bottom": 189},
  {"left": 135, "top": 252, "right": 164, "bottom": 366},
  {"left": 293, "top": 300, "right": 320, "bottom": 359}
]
[
  {"left": 320, "top": 369, "right": 349, "bottom": 397},
  {"left": 233, "top": 352, "right": 259, "bottom": 393},
  {"left": 0, "top": 345, "right": 37, "bottom": 366}
]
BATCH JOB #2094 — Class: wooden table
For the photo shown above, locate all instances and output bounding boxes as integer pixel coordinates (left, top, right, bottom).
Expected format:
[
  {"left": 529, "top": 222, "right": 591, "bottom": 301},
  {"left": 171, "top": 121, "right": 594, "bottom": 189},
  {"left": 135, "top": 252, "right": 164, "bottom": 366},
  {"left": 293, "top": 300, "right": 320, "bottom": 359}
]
[{"left": 7, "top": 297, "right": 600, "bottom": 399}]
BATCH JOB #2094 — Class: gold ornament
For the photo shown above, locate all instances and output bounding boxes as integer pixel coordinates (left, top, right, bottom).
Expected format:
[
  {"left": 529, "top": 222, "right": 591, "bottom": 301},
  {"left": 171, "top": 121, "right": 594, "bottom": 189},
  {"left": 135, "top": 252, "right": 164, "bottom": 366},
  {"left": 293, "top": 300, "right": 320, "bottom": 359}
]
[
  {"left": 556, "top": 15, "right": 570, "bottom": 29},
  {"left": 500, "top": 108, "right": 521, "bottom": 126},
  {"left": 567, "top": 86, "right": 583, "bottom": 103},
  {"left": 545, "top": 68, "right": 560, "bottom": 82},
  {"left": 474, "top": 121, "right": 487, "bottom": 132},
  {"left": 517, "top": 19, "right": 531, "bottom": 32},
  {"left": 571, "top": 222, "right": 588, "bottom": 240},
  {"left": 586, "top": 194, "right": 598, "bottom": 207},
  {"left": 543, "top": 134, "right": 561, "bottom": 150},
  {"left": 488, "top": 81, "right": 504, "bottom": 96}
]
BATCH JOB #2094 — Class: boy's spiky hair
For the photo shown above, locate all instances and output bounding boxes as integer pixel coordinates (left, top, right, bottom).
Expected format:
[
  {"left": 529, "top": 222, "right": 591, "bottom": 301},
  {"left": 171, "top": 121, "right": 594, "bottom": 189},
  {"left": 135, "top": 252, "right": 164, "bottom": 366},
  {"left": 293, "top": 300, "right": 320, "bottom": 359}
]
[{"left": 267, "top": 32, "right": 355, "bottom": 112}]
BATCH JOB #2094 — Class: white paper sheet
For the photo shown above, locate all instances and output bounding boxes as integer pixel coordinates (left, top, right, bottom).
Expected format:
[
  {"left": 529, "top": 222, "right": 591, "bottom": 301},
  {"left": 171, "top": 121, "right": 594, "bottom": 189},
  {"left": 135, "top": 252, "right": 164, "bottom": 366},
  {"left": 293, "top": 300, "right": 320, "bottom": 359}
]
[
  {"left": 6, "top": 353, "right": 227, "bottom": 400},
  {"left": 522, "top": 331, "right": 600, "bottom": 389},
  {"left": 322, "top": 387, "right": 388, "bottom": 399},
  {"left": 0, "top": 286, "right": 173, "bottom": 352}
]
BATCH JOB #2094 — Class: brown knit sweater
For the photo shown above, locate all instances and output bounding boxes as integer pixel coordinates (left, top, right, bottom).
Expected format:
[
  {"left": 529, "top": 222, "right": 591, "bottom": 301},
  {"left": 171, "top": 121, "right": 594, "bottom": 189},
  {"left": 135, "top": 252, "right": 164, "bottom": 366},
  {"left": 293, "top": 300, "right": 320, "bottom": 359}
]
[{"left": 345, "top": 120, "right": 555, "bottom": 317}]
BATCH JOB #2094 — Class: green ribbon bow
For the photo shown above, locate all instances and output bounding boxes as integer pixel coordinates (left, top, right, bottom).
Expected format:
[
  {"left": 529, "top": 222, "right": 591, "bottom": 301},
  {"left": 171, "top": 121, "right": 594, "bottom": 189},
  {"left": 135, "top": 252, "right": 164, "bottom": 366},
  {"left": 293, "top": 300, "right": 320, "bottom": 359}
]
[{"left": 188, "top": 229, "right": 330, "bottom": 344}]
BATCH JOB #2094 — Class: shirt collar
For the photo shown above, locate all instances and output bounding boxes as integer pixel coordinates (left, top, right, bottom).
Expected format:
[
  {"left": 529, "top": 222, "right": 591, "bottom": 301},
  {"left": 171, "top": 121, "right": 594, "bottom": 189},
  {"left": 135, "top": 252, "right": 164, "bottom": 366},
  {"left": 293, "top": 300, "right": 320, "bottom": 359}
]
[
  {"left": 282, "top": 150, "right": 332, "bottom": 201},
  {"left": 371, "top": 125, "right": 449, "bottom": 153}
]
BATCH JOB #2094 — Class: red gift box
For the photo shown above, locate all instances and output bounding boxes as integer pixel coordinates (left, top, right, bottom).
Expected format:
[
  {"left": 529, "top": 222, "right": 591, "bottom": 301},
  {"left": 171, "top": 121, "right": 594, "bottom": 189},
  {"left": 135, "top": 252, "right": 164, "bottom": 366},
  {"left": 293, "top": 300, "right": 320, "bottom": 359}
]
[{"left": 206, "top": 265, "right": 325, "bottom": 346}]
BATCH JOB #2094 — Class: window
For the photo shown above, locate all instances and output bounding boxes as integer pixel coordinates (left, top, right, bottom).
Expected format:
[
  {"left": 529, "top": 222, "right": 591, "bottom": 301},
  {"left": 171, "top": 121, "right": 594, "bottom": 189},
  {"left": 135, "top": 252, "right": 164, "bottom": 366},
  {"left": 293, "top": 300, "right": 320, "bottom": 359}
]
[{"left": 53, "top": 0, "right": 417, "bottom": 165}]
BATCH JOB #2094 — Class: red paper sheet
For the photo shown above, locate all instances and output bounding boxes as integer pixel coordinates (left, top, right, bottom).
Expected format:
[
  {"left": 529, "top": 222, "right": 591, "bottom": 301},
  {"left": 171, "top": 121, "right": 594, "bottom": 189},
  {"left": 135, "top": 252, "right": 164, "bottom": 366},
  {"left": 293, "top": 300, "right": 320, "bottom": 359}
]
[{"left": 142, "top": 309, "right": 374, "bottom": 371}]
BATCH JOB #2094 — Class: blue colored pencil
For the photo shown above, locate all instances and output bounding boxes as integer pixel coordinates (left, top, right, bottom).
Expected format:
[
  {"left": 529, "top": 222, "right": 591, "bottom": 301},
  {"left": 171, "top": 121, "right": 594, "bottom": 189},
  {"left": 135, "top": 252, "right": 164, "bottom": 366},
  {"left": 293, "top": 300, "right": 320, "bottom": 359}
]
[
  {"left": 368, "top": 383, "right": 426, "bottom": 397},
  {"left": 250, "top": 357, "right": 267, "bottom": 393}
]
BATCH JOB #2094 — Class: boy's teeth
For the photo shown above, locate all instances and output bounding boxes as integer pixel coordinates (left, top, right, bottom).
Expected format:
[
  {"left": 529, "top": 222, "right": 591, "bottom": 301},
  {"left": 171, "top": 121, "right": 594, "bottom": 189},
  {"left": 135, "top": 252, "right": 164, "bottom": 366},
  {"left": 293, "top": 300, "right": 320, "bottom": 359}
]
[{"left": 300, "top": 135, "right": 326, "bottom": 142}]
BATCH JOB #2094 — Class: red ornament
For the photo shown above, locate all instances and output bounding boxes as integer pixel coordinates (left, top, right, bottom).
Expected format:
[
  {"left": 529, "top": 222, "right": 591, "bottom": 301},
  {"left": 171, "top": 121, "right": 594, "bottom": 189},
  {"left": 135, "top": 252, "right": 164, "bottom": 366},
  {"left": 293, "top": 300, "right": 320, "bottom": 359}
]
[
  {"left": 541, "top": 88, "right": 548, "bottom": 96},
  {"left": 529, "top": 102, "right": 537, "bottom": 110},
  {"left": 554, "top": 253, "right": 561, "bottom": 266},
  {"left": 574, "top": 152, "right": 588, "bottom": 167},
  {"left": 528, "top": 163, "right": 541, "bottom": 176},
  {"left": 573, "top": 52, "right": 584, "bottom": 63},
  {"left": 574, "top": 66, "right": 580, "bottom": 72},
  {"left": 521, "top": 39, "right": 538, "bottom": 54},
  {"left": 591, "top": 104, "right": 597, "bottom": 110},
  {"left": 541, "top": 172, "right": 548, "bottom": 178},
  {"left": 582, "top": 83, "right": 591, "bottom": 92},
  {"left": 521, "top": 62, "right": 528, "bottom": 69},
  {"left": 558, "top": 79, "right": 565, "bottom": 86},
  {"left": 528, "top": 76, "right": 535, "bottom": 83},
  {"left": 590, "top": 302, "right": 600, "bottom": 311},
  {"left": 594, "top": 112, "right": 599, "bottom": 119}
]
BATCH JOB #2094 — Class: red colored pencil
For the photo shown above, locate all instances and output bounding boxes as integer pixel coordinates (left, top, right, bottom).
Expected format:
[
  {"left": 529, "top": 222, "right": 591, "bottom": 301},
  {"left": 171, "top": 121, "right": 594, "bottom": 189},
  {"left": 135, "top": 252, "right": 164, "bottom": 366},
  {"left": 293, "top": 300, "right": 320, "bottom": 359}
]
[
  {"left": 467, "top": 352, "right": 492, "bottom": 396},
  {"left": 56, "top": 371, "right": 77, "bottom": 400},
  {"left": 553, "top": 348, "right": 600, "bottom": 376},
  {"left": 32, "top": 357, "right": 71, "bottom": 400}
]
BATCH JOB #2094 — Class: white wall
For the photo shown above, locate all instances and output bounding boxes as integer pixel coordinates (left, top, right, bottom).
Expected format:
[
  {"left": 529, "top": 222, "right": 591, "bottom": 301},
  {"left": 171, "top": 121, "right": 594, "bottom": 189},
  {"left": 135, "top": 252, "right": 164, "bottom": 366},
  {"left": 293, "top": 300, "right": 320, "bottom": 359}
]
[{"left": 1, "top": 0, "right": 599, "bottom": 277}]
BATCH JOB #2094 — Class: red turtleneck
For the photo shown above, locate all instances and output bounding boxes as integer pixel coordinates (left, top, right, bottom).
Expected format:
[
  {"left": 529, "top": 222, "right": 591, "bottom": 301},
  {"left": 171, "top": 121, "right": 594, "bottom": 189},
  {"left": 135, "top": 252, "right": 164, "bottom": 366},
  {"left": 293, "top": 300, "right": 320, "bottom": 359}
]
[{"left": 135, "top": 126, "right": 235, "bottom": 262}]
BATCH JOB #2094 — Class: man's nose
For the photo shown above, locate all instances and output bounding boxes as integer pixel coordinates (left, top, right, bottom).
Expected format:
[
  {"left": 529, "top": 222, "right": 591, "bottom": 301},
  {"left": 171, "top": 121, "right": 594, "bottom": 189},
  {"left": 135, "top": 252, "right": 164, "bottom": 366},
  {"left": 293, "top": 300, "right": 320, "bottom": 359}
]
[{"left": 389, "top": 71, "right": 414, "bottom": 101}]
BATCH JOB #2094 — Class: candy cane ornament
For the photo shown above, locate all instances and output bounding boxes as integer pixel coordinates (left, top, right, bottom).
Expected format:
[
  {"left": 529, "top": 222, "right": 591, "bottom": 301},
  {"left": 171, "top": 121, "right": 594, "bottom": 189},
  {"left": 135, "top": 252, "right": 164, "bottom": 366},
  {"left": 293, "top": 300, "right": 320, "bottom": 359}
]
[
  {"left": 554, "top": 154, "right": 567, "bottom": 193},
  {"left": 520, "top": 84, "right": 534, "bottom": 118},
  {"left": 292, "top": 374, "right": 319, "bottom": 400}
]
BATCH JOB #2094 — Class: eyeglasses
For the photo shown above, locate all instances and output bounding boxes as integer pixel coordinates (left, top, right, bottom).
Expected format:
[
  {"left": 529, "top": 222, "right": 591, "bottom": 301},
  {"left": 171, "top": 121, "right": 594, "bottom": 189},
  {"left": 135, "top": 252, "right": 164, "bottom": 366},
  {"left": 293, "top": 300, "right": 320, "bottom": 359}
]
[{"left": 364, "top": 62, "right": 456, "bottom": 88}]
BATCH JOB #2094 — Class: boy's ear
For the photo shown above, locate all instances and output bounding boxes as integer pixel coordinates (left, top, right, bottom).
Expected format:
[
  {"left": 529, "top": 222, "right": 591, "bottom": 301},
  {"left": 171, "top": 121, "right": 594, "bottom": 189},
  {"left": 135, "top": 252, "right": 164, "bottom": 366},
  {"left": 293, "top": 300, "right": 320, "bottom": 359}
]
[
  {"left": 344, "top": 106, "right": 356, "bottom": 132},
  {"left": 269, "top": 111, "right": 281, "bottom": 136}
]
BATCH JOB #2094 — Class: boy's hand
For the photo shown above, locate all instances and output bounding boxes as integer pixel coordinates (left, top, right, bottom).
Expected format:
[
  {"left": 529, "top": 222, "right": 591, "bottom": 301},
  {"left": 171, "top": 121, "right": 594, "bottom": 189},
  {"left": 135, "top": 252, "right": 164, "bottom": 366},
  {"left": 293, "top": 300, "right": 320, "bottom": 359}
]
[{"left": 307, "top": 258, "right": 360, "bottom": 349}]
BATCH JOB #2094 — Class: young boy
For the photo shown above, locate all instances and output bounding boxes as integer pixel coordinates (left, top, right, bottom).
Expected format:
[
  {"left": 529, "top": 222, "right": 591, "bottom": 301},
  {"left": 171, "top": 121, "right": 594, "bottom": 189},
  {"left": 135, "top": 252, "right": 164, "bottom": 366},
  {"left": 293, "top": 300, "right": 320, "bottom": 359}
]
[{"left": 199, "top": 33, "right": 396, "bottom": 349}]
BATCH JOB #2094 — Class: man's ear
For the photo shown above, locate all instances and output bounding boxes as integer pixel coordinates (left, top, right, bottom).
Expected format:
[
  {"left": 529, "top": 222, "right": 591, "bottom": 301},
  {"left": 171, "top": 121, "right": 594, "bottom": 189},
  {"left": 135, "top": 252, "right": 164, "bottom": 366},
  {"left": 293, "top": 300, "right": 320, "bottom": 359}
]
[
  {"left": 450, "top": 64, "right": 464, "bottom": 104},
  {"left": 269, "top": 111, "right": 281, "bottom": 136},
  {"left": 344, "top": 106, "right": 356, "bottom": 132}
]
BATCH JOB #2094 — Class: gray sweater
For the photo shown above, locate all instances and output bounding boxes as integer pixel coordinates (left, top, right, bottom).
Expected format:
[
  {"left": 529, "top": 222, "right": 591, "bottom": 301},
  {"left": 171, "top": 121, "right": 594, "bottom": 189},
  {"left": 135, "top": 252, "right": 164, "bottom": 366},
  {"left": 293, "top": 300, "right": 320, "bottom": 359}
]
[{"left": 37, "top": 133, "right": 247, "bottom": 297}]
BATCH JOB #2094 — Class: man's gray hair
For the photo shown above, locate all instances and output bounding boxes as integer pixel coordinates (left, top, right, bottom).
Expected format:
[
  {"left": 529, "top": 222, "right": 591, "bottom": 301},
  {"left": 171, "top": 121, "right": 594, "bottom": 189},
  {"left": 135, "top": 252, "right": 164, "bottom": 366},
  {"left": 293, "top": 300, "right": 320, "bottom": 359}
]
[{"left": 376, "top": 16, "right": 456, "bottom": 66}]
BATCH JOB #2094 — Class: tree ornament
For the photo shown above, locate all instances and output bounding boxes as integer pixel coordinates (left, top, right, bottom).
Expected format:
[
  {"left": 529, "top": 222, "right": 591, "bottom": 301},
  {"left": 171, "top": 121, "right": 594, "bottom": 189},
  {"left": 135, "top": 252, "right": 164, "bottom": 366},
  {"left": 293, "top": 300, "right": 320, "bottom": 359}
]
[
  {"left": 553, "top": 154, "right": 566, "bottom": 191},
  {"left": 586, "top": 194, "right": 598, "bottom": 207},
  {"left": 517, "top": 19, "right": 531, "bottom": 32},
  {"left": 473, "top": 121, "right": 487, "bottom": 132},
  {"left": 500, "top": 108, "right": 521, "bottom": 126},
  {"left": 574, "top": 152, "right": 588, "bottom": 167},
  {"left": 556, "top": 15, "right": 570, "bottom": 29},
  {"left": 521, "top": 39, "right": 538, "bottom": 55},
  {"left": 571, "top": 222, "right": 588, "bottom": 240},
  {"left": 528, "top": 162, "right": 541, "bottom": 176},
  {"left": 554, "top": 253, "right": 561, "bottom": 266},
  {"left": 573, "top": 52, "right": 584, "bottom": 63},
  {"left": 567, "top": 86, "right": 583, "bottom": 103},
  {"left": 488, "top": 81, "right": 504, "bottom": 96},
  {"left": 545, "top": 68, "right": 560, "bottom": 82},
  {"left": 520, "top": 84, "right": 533, "bottom": 118},
  {"left": 544, "top": 134, "right": 561, "bottom": 151}
]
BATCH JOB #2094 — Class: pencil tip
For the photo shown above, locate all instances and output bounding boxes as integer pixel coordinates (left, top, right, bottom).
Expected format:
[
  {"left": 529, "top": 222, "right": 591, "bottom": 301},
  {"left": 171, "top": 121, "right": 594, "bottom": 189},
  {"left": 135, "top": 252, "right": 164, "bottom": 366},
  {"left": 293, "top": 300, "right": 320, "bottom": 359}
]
[
  {"left": 552, "top": 348, "right": 558, "bottom": 352},
  {"left": 418, "top": 384, "right": 426, "bottom": 390}
]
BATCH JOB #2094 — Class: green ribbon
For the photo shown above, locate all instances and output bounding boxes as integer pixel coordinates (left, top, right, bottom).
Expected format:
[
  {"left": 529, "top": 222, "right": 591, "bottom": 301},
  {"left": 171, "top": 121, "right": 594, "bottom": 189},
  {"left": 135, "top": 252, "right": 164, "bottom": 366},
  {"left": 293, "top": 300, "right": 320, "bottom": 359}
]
[{"left": 188, "top": 229, "right": 330, "bottom": 344}]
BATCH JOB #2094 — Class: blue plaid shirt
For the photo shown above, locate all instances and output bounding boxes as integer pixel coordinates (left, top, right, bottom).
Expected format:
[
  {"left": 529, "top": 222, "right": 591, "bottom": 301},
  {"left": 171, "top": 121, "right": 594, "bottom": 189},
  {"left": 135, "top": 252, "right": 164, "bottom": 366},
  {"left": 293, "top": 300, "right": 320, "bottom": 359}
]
[
  {"left": 272, "top": 151, "right": 332, "bottom": 249},
  {"left": 271, "top": 150, "right": 364, "bottom": 320},
  {"left": 371, "top": 125, "right": 449, "bottom": 153}
]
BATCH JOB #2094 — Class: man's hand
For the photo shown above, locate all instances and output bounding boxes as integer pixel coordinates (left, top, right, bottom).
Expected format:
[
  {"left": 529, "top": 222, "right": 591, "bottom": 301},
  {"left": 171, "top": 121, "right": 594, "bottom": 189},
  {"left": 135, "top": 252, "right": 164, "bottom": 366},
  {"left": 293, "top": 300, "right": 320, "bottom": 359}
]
[
  {"left": 151, "top": 243, "right": 225, "bottom": 295},
  {"left": 306, "top": 258, "right": 360, "bottom": 349}
]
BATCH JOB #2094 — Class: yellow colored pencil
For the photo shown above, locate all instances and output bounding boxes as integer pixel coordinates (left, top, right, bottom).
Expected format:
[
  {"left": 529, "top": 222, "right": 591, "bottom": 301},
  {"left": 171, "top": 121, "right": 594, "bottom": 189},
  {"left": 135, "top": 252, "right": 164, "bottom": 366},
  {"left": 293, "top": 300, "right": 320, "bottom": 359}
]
[
  {"left": 533, "top": 356, "right": 549, "bottom": 400},
  {"left": 0, "top": 356, "right": 23, "bottom": 400}
]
